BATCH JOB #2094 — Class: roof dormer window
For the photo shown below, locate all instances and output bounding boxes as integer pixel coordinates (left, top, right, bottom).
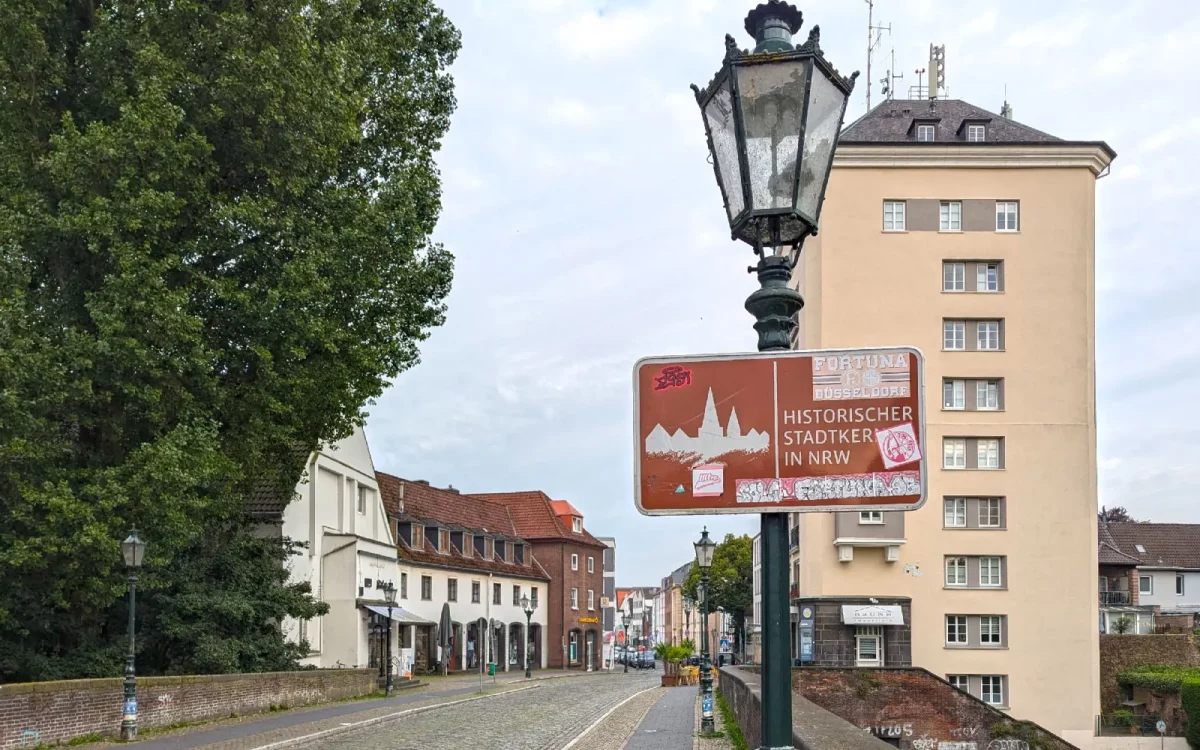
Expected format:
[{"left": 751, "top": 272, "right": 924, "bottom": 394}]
[
  {"left": 572, "top": 517, "right": 583, "bottom": 533},
  {"left": 967, "top": 124, "right": 985, "bottom": 142},
  {"left": 916, "top": 124, "right": 935, "bottom": 142}
]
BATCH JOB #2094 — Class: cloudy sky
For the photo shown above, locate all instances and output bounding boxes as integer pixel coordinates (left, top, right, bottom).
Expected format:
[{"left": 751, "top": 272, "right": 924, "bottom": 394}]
[{"left": 366, "top": 0, "right": 1199, "bottom": 583}]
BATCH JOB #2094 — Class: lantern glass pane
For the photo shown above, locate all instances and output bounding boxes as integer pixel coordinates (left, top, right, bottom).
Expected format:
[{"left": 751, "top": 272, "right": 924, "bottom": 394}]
[
  {"left": 735, "top": 60, "right": 808, "bottom": 211},
  {"left": 796, "top": 70, "right": 847, "bottom": 221},
  {"left": 703, "top": 78, "right": 744, "bottom": 221}
]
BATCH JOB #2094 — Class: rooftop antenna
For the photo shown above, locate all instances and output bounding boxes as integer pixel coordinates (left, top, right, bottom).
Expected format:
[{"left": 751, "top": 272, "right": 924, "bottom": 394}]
[
  {"left": 910, "top": 67, "right": 926, "bottom": 100},
  {"left": 864, "top": 0, "right": 891, "bottom": 110},
  {"left": 1000, "top": 84, "right": 1013, "bottom": 119},
  {"left": 881, "top": 45, "right": 904, "bottom": 101},
  {"left": 928, "top": 44, "right": 946, "bottom": 99}
]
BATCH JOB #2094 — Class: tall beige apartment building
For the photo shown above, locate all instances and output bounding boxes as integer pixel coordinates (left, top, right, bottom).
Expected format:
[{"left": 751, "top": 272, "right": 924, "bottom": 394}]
[{"left": 790, "top": 97, "right": 1114, "bottom": 743}]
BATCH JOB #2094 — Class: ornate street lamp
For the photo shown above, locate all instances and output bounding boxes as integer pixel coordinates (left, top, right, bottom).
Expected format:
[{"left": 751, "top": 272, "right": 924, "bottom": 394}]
[
  {"left": 119, "top": 528, "right": 146, "bottom": 741},
  {"left": 620, "top": 610, "right": 630, "bottom": 675},
  {"left": 694, "top": 528, "right": 717, "bottom": 734},
  {"left": 382, "top": 581, "right": 397, "bottom": 696},
  {"left": 690, "top": 4, "right": 857, "bottom": 747},
  {"left": 521, "top": 593, "right": 536, "bottom": 679}
]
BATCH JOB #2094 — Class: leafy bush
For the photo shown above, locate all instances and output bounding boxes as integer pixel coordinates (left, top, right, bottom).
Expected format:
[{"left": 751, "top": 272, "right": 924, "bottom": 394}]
[
  {"left": 1110, "top": 710, "right": 1135, "bottom": 727},
  {"left": 1119, "top": 666, "right": 1200, "bottom": 693},
  {"left": 1114, "top": 616, "right": 1134, "bottom": 634},
  {"left": 1181, "top": 678, "right": 1200, "bottom": 748},
  {"left": 991, "top": 718, "right": 1053, "bottom": 750}
]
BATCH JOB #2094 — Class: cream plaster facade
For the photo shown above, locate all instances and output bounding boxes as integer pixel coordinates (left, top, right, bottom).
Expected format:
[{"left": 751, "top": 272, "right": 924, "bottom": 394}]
[{"left": 791, "top": 142, "right": 1112, "bottom": 741}]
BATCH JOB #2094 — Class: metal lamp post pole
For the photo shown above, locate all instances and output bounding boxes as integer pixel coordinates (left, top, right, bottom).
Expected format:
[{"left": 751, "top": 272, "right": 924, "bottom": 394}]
[
  {"left": 384, "top": 581, "right": 397, "bottom": 697},
  {"left": 700, "top": 577, "right": 714, "bottom": 732},
  {"left": 525, "top": 608, "right": 533, "bottom": 678},
  {"left": 121, "top": 570, "right": 138, "bottom": 740}
]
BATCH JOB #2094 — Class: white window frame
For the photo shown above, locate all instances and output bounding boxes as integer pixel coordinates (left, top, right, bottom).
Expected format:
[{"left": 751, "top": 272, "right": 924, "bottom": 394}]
[
  {"left": 587, "top": 556, "right": 594, "bottom": 573},
  {"left": 357, "top": 485, "right": 367, "bottom": 514},
  {"left": 979, "top": 498, "right": 1001, "bottom": 528},
  {"left": 943, "top": 439, "right": 966, "bottom": 469},
  {"left": 943, "top": 320, "right": 965, "bottom": 351},
  {"left": 946, "top": 615, "right": 968, "bottom": 645},
  {"left": 571, "top": 553, "right": 579, "bottom": 571},
  {"left": 945, "top": 557, "right": 968, "bottom": 587},
  {"left": 944, "top": 379, "right": 965, "bottom": 410},
  {"left": 948, "top": 675, "right": 969, "bottom": 691},
  {"left": 944, "top": 497, "right": 966, "bottom": 528},
  {"left": 978, "top": 439, "right": 1001, "bottom": 469},
  {"left": 855, "top": 626, "right": 884, "bottom": 666},
  {"left": 1178, "top": 575, "right": 1186, "bottom": 596},
  {"left": 940, "top": 201, "right": 962, "bottom": 231},
  {"left": 859, "top": 511, "right": 884, "bottom": 525},
  {"left": 977, "top": 380, "right": 999, "bottom": 410},
  {"left": 996, "top": 202, "right": 1018, "bottom": 232},
  {"left": 978, "top": 320, "right": 1001, "bottom": 351},
  {"left": 981, "top": 676, "right": 1005, "bottom": 706},
  {"left": 980, "top": 556, "right": 1003, "bottom": 587},
  {"left": 572, "top": 517, "right": 583, "bottom": 533},
  {"left": 883, "top": 201, "right": 907, "bottom": 231},
  {"left": 1140, "top": 575, "right": 1153, "bottom": 594},
  {"left": 967, "top": 124, "right": 986, "bottom": 142},
  {"left": 943, "top": 262, "right": 965, "bottom": 292},
  {"left": 571, "top": 588, "right": 579, "bottom": 610},
  {"left": 917, "top": 124, "right": 936, "bottom": 142},
  {"left": 977, "top": 263, "right": 1000, "bottom": 292},
  {"left": 980, "top": 616, "right": 1002, "bottom": 645}
]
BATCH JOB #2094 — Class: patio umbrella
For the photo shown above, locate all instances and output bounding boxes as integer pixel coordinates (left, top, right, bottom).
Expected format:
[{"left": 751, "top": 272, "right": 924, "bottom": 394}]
[{"left": 438, "top": 603, "right": 452, "bottom": 676}]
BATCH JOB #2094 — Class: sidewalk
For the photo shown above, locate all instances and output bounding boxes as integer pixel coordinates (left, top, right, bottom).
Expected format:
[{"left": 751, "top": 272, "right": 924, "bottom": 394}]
[
  {"left": 118, "top": 669, "right": 595, "bottom": 750},
  {"left": 623, "top": 687, "right": 700, "bottom": 750}
]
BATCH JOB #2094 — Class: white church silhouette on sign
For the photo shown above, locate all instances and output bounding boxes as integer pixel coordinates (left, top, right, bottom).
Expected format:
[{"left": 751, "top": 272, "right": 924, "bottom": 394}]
[{"left": 644, "top": 388, "right": 770, "bottom": 461}]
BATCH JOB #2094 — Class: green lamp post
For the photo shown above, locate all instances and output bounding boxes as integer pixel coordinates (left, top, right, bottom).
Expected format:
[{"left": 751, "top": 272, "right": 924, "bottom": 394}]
[
  {"left": 690, "top": 3, "right": 857, "bottom": 747},
  {"left": 694, "top": 527, "right": 717, "bottom": 734},
  {"left": 382, "top": 581, "right": 397, "bottom": 696},
  {"left": 521, "top": 593, "right": 536, "bottom": 678},
  {"left": 119, "top": 528, "right": 146, "bottom": 741}
]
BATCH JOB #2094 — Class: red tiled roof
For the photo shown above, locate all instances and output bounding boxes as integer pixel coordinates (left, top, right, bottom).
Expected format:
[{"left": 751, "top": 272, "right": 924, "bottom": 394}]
[
  {"left": 551, "top": 500, "right": 581, "bottom": 517},
  {"left": 398, "top": 535, "right": 550, "bottom": 581},
  {"left": 1105, "top": 522, "right": 1200, "bottom": 570},
  {"left": 471, "top": 491, "right": 606, "bottom": 548}
]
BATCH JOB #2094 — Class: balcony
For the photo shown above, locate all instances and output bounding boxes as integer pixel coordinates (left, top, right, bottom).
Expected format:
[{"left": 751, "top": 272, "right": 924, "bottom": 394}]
[
  {"left": 789, "top": 583, "right": 799, "bottom": 600},
  {"left": 1100, "top": 591, "right": 1131, "bottom": 606}
]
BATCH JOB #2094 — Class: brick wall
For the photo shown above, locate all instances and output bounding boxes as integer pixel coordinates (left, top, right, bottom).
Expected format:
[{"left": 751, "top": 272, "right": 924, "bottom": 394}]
[
  {"left": 799, "top": 597, "right": 912, "bottom": 667},
  {"left": 795, "top": 668, "right": 1074, "bottom": 750},
  {"left": 0, "top": 669, "right": 375, "bottom": 750},
  {"left": 1099, "top": 634, "right": 1200, "bottom": 713},
  {"left": 532, "top": 539, "right": 604, "bottom": 669}
]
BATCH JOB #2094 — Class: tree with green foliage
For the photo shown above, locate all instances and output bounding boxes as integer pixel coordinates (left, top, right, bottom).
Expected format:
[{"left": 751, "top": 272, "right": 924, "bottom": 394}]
[
  {"left": 1182, "top": 678, "right": 1200, "bottom": 748},
  {"left": 683, "top": 534, "right": 753, "bottom": 656},
  {"left": 0, "top": 0, "right": 458, "bottom": 681}
]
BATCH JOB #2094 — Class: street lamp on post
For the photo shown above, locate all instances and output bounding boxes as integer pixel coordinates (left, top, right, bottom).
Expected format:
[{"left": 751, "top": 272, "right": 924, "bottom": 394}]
[
  {"left": 521, "top": 593, "right": 536, "bottom": 678},
  {"left": 120, "top": 528, "right": 146, "bottom": 741},
  {"left": 382, "top": 581, "right": 397, "bottom": 696},
  {"left": 620, "top": 610, "right": 630, "bottom": 674},
  {"left": 694, "top": 527, "right": 717, "bottom": 734},
  {"left": 690, "top": 3, "right": 857, "bottom": 747}
]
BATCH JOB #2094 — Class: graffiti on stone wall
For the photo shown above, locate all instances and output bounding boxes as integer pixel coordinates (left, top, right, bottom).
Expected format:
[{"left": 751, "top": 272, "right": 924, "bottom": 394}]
[
  {"left": 902, "top": 728, "right": 994, "bottom": 750},
  {"left": 864, "top": 722, "right": 914, "bottom": 738},
  {"left": 20, "top": 730, "right": 40, "bottom": 746},
  {"left": 987, "top": 740, "right": 1029, "bottom": 750}
]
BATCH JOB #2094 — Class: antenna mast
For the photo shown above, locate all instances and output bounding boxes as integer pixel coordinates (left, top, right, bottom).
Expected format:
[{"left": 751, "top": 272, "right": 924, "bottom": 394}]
[
  {"left": 864, "top": 0, "right": 891, "bottom": 110},
  {"left": 881, "top": 46, "right": 903, "bottom": 101}
]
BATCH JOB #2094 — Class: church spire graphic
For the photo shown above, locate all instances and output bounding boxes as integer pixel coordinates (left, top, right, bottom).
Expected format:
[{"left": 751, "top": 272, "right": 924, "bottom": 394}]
[{"left": 644, "top": 388, "right": 769, "bottom": 460}]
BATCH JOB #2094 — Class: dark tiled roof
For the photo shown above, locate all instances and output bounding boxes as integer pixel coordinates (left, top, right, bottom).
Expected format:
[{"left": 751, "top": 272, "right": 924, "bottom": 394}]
[
  {"left": 1105, "top": 522, "right": 1200, "bottom": 569},
  {"left": 840, "top": 99, "right": 1060, "bottom": 144},
  {"left": 247, "top": 443, "right": 315, "bottom": 517},
  {"left": 1099, "top": 542, "right": 1142, "bottom": 566},
  {"left": 472, "top": 491, "right": 607, "bottom": 548}
]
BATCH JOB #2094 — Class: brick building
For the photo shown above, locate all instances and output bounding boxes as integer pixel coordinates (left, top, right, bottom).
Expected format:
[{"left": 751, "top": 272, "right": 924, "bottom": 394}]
[{"left": 472, "top": 492, "right": 606, "bottom": 669}]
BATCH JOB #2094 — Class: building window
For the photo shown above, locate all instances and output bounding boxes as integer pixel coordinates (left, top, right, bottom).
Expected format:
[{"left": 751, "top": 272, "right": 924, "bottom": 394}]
[
  {"left": 944, "top": 498, "right": 966, "bottom": 528},
  {"left": 979, "top": 498, "right": 1002, "bottom": 527},
  {"left": 977, "top": 263, "right": 1000, "bottom": 292},
  {"left": 471, "top": 581, "right": 481, "bottom": 603},
  {"left": 940, "top": 201, "right": 962, "bottom": 231},
  {"left": 980, "top": 616, "right": 1003, "bottom": 645},
  {"left": 917, "top": 124, "right": 936, "bottom": 142},
  {"left": 571, "top": 554, "right": 579, "bottom": 571},
  {"left": 859, "top": 511, "right": 883, "bottom": 525},
  {"left": 569, "top": 631, "right": 579, "bottom": 662},
  {"left": 943, "top": 320, "right": 965, "bottom": 351},
  {"left": 572, "top": 517, "right": 583, "bottom": 533},
  {"left": 943, "top": 379, "right": 965, "bottom": 410},
  {"left": 977, "top": 320, "right": 1001, "bottom": 351},
  {"left": 949, "top": 675, "right": 969, "bottom": 691},
  {"left": 492, "top": 583, "right": 502, "bottom": 605},
  {"left": 977, "top": 439, "right": 1002, "bottom": 469},
  {"left": 1140, "top": 575, "right": 1153, "bottom": 594},
  {"left": 1178, "top": 575, "right": 1186, "bottom": 596},
  {"left": 357, "top": 485, "right": 368, "bottom": 514},
  {"left": 571, "top": 588, "right": 579, "bottom": 610},
  {"left": 588, "top": 556, "right": 594, "bottom": 574},
  {"left": 981, "top": 676, "right": 1005, "bottom": 706},
  {"left": 980, "top": 556, "right": 1003, "bottom": 587},
  {"left": 513, "top": 585, "right": 521, "bottom": 606},
  {"left": 943, "top": 439, "right": 966, "bottom": 469},
  {"left": 588, "top": 590, "right": 595, "bottom": 610},
  {"left": 400, "top": 572, "right": 408, "bottom": 599},
  {"left": 421, "top": 575, "right": 432, "bottom": 600},
  {"left": 532, "top": 586, "right": 539, "bottom": 608},
  {"left": 967, "top": 124, "right": 985, "bottom": 142},
  {"left": 996, "top": 202, "right": 1018, "bottom": 232},
  {"left": 943, "top": 262, "right": 965, "bottom": 292},
  {"left": 447, "top": 578, "right": 458, "bottom": 602},
  {"left": 855, "top": 626, "right": 883, "bottom": 666},
  {"left": 945, "top": 557, "right": 968, "bottom": 587},
  {"left": 977, "top": 380, "right": 1000, "bottom": 410},
  {"left": 884, "top": 201, "right": 907, "bottom": 231},
  {"left": 946, "top": 616, "right": 968, "bottom": 645}
]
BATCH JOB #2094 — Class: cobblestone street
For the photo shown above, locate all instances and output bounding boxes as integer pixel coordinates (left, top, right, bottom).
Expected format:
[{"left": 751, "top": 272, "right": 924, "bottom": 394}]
[{"left": 307, "top": 672, "right": 661, "bottom": 750}]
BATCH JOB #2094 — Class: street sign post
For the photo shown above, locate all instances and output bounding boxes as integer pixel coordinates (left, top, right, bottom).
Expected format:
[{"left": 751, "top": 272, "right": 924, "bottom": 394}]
[{"left": 635, "top": 347, "right": 926, "bottom": 515}]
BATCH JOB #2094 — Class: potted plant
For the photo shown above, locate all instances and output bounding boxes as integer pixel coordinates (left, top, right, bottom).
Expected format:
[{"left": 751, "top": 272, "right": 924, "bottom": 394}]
[{"left": 656, "top": 642, "right": 694, "bottom": 686}]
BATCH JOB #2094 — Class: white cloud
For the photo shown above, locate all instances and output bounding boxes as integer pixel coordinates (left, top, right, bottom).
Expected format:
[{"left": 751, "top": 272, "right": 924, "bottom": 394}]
[
  {"left": 1006, "top": 16, "right": 1089, "bottom": 49},
  {"left": 547, "top": 97, "right": 597, "bottom": 125},
  {"left": 553, "top": 8, "right": 658, "bottom": 61}
]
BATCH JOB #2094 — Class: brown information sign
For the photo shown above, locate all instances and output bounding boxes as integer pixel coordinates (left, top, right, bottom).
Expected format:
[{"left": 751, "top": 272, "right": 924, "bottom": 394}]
[{"left": 634, "top": 347, "right": 926, "bottom": 515}]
